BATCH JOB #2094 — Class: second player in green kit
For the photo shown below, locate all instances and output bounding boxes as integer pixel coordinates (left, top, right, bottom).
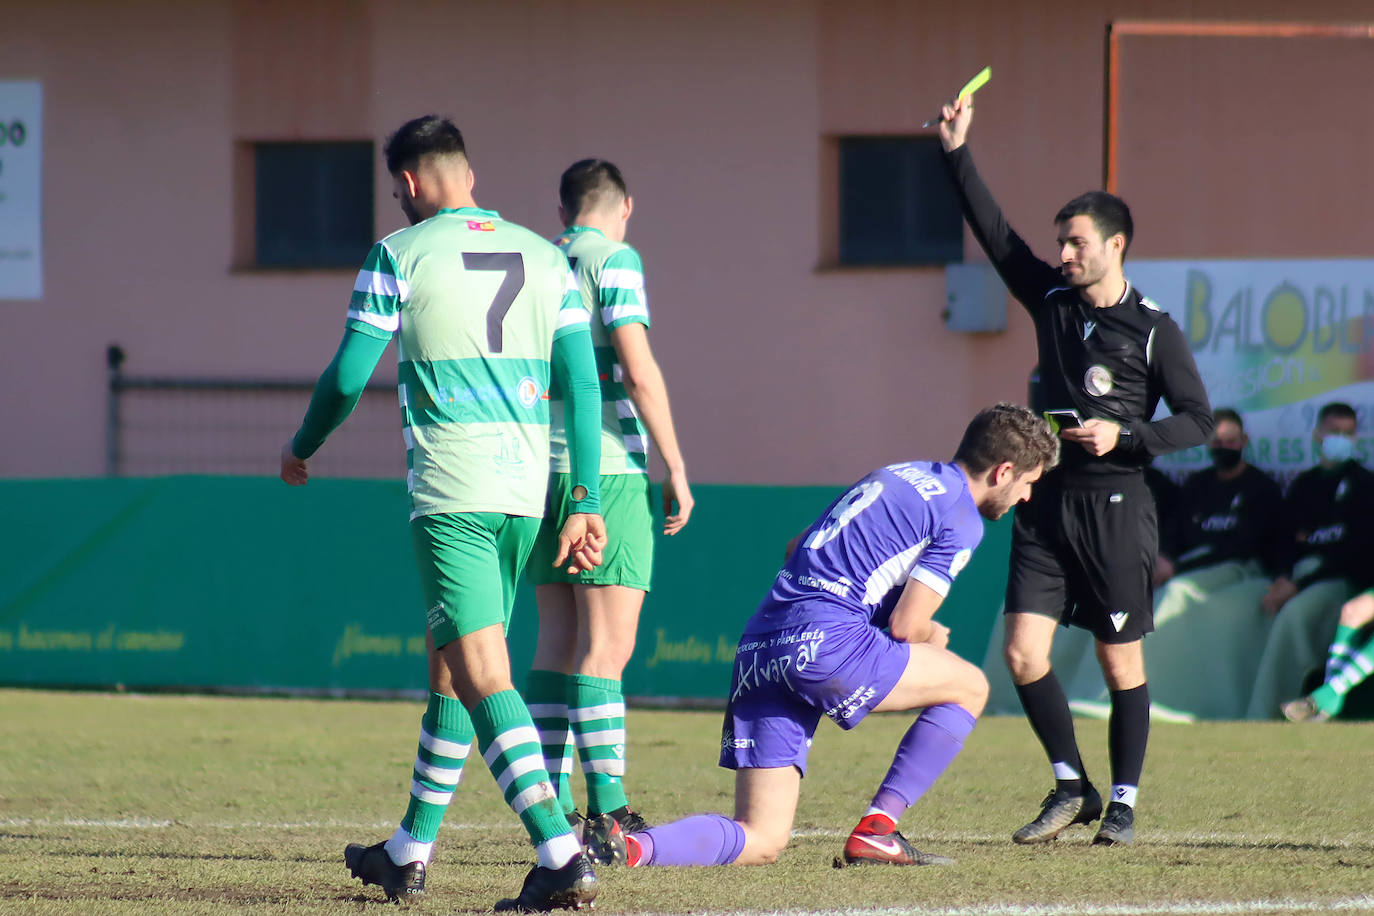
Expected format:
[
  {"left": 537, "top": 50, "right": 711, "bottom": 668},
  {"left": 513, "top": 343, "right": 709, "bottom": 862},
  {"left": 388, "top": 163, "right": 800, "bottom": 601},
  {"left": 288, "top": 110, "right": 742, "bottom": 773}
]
[{"left": 526, "top": 160, "right": 695, "bottom": 858}]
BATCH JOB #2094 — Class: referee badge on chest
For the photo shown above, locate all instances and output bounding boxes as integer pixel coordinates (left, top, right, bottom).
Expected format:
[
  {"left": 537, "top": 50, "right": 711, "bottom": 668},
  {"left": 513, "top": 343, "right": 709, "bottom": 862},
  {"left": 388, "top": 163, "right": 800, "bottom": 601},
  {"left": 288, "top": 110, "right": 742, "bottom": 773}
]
[{"left": 1084, "top": 364, "right": 1114, "bottom": 397}]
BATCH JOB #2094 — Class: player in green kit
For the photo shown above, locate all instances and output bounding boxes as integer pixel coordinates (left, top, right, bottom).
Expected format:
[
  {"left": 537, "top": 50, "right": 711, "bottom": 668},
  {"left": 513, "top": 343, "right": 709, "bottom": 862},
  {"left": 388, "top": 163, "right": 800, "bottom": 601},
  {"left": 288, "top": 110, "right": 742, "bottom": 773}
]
[
  {"left": 280, "top": 116, "right": 608, "bottom": 912},
  {"left": 525, "top": 160, "right": 694, "bottom": 858}
]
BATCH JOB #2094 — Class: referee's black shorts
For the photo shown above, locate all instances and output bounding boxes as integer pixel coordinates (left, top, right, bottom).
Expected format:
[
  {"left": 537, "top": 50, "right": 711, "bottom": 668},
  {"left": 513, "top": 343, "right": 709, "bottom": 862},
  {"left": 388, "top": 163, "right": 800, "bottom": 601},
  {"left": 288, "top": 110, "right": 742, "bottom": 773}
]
[{"left": 1004, "top": 471, "right": 1157, "bottom": 644}]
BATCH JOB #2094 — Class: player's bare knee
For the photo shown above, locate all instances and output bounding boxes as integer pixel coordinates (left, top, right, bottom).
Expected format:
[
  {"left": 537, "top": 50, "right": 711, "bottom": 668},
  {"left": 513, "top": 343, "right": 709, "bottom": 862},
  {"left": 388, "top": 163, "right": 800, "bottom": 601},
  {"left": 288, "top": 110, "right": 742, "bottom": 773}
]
[
  {"left": 962, "top": 666, "right": 989, "bottom": 717},
  {"left": 1340, "top": 592, "right": 1374, "bottom": 628},
  {"left": 735, "top": 824, "right": 789, "bottom": 865},
  {"left": 1003, "top": 642, "right": 1047, "bottom": 683}
]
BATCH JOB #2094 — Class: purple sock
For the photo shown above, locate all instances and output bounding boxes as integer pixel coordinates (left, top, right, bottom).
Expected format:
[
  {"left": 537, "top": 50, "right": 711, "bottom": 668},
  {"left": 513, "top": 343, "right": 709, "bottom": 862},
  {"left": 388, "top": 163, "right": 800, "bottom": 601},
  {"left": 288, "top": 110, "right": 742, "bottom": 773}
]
[
  {"left": 638, "top": 814, "right": 746, "bottom": 866},
  {"left": 869, "top": 703, "right": 977, "bottom": 819}
]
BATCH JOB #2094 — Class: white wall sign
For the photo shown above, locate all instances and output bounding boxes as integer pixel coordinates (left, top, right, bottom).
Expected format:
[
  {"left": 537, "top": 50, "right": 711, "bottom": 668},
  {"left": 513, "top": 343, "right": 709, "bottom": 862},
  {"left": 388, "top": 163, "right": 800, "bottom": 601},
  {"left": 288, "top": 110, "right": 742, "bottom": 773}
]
[{"left": 0, "top": 81, "right": 42, "bottom": 300}]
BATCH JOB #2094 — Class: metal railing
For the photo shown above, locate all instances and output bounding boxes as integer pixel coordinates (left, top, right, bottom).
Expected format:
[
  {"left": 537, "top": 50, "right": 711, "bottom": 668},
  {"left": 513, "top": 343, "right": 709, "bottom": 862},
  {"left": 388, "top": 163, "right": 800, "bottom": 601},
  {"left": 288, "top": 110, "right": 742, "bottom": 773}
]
[{"left": 105, "top": 344, "right": 405, "bottom": 478}]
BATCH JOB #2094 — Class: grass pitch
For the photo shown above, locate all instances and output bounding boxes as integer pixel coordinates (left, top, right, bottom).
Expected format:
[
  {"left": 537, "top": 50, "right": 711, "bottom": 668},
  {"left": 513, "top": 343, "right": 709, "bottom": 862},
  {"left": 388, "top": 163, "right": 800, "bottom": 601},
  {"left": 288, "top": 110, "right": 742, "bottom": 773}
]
[{"left": 1, "top": 689, "right": 1372, "bottom": 915}]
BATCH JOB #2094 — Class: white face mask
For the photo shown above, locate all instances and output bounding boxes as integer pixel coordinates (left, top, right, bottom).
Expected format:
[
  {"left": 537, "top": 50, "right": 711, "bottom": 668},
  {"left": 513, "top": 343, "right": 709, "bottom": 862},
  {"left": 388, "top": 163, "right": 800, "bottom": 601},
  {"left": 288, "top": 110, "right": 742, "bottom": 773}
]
[{"left": 1320, "top": 433, "right": 1355, "bottom": 463}]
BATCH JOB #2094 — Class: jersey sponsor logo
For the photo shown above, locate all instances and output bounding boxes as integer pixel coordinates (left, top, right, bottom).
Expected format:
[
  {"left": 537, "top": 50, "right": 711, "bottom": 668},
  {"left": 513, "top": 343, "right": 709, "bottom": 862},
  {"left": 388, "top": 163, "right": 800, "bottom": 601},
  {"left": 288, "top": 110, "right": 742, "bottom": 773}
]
[
  {"left": 1201, "top": 513, "right": 1238, "bottom": 532},
  {"left": 1084, "top": 364, "right": 1114, "bottom": 396},
  {"left": 516, "top": 376, "right": 541, "bottom": 408},
  {"left": 426, "top": 602, "right": 447, "bottom": 629},
  {"left": 824, "top": 684, "right": 877, "bottom": 722},
  {"left": 948, "top": 548, "right": 973, "bottom": 578},
  {"left": 466, "top": 220, "right": 495, "bottom": 231},
  {"left": 1109, "top": 611, "right": 1129, "bottom": 632},
  {"left": 1305, "top": 524, "right": 1345, "bottom": 545},
  {"left": 722, "top": 735, "right": 755, "bottom": 751},
  {"left": 779, "top": 568, "right": 853, "bottom": 598}
]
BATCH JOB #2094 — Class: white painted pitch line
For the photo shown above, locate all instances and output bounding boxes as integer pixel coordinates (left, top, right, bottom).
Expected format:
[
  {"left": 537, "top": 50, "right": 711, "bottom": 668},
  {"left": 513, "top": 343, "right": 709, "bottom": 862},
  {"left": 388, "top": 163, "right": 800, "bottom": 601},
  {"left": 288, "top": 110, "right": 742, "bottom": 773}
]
[
  {"left": 3, "top": 819, "right": 1369, "bottom": 849},
  {"left": 727, "top": 901, "right": 1374, "bottom": 916}
]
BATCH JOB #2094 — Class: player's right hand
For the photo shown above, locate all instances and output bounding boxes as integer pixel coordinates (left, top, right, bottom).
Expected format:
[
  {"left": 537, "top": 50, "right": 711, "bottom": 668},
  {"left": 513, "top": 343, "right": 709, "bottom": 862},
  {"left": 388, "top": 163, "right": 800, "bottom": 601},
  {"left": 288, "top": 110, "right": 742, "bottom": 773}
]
[
  {"left": 938, "top": 96, "right": 973, "bottom": 152},
  {"left": 555, "top": 513, "right": 608, "bottom": 574},
  {"left": 924, "top": 621, "right": 951, "bottom": 650},
  {"left": 280, "top": 441, "right": 308, "bottom": 486}
]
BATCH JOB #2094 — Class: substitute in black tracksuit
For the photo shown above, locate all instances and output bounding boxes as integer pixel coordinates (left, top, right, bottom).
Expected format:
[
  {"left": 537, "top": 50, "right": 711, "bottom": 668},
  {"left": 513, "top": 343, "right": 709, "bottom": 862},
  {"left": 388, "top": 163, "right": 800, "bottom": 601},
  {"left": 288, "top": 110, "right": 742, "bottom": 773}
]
[{"left": 938, "top": 97, "right": 1212, "bottom": 848}]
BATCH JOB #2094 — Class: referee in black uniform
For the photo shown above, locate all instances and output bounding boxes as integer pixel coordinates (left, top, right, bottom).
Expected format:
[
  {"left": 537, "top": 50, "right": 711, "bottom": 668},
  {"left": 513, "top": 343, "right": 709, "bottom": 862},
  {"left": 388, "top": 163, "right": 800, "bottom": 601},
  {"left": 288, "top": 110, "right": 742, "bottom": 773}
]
[{"left": 939, "top": 97, "right": 1212, "bottom": 846}]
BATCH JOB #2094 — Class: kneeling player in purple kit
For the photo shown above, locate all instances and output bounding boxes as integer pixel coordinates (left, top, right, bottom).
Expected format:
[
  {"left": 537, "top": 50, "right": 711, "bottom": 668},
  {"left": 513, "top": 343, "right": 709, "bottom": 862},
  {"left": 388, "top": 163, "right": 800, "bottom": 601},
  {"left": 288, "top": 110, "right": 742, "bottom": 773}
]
[{"left": 622, "top": 404, "right": 1059, "bottom": 868}]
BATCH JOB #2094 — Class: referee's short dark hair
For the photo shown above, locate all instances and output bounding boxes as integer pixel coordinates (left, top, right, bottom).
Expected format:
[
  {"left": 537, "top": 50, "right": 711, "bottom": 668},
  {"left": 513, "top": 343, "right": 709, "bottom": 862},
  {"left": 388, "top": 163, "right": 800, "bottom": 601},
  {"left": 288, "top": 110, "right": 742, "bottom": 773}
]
[
  {"left": 1317, "top": 401, "right": 1357, "bottom": 425},
  {"left": 560, "top": 159, "right": 628, "bottom": 218},
  {"left": 1056, "top": 191, "right": 1134, "bottom": 258},
  {"left": 384, "top": 116, "right": 467, "bottom": 175},
  {"left": 955, "top": 403, "right": 1060, "bottom": 476}
]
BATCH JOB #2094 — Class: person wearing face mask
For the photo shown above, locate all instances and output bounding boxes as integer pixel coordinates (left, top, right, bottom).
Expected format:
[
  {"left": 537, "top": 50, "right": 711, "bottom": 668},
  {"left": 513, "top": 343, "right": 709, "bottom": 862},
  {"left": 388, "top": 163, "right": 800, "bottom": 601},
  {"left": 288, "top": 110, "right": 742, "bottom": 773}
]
[
  {"left": 1245, "top": 401, "right": 1374, "bottom": 719},
  {"left": 1063, "top": 408, "right": 1287, "bottom": 719}
]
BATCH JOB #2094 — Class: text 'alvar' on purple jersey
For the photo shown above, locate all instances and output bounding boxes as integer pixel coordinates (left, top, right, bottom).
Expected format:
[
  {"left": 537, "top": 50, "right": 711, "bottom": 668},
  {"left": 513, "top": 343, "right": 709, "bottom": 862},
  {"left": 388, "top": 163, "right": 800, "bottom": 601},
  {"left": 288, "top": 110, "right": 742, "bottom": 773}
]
[{"left": 747, "top": 461, "right": 985, "bottom": 634}]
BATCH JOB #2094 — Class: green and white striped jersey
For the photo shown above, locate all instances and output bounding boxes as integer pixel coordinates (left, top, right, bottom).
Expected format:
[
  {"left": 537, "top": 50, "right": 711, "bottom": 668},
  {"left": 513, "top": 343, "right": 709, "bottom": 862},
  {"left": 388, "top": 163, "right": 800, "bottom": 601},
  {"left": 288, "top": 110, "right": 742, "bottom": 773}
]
[
  {"left": 549, "top": 226, "right": 651, "bottom": 475},
  {"left": 346, "top": 207, "right": 589, "bottom": 519}
]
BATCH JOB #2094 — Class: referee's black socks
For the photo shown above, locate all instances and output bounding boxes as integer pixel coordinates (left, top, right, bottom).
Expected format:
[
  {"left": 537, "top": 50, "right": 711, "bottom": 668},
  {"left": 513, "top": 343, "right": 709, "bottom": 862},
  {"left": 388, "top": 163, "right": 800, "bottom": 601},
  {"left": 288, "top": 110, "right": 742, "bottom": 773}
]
[
  {"left": 1014, "top": 671, "right": 1088, "bottom": 794},
  {"left": 1107, "top": 683, "right": 1149, "bottom": 808}
]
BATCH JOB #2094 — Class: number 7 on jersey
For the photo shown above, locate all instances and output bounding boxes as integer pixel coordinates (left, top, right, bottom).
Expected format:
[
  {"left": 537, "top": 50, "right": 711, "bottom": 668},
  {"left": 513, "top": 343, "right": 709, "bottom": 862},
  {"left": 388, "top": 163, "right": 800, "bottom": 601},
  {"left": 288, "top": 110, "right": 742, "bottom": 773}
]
[{"left": 462, "top": 252, "right": 525, "bottom": 353}]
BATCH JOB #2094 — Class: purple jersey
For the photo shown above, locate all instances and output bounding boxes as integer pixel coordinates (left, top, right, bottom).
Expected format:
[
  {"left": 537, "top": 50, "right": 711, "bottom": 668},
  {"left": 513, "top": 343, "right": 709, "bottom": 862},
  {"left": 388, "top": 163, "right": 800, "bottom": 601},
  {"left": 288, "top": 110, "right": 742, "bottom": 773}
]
[{"left": 746, "top": 461, "right": 985, "bottom": 634}]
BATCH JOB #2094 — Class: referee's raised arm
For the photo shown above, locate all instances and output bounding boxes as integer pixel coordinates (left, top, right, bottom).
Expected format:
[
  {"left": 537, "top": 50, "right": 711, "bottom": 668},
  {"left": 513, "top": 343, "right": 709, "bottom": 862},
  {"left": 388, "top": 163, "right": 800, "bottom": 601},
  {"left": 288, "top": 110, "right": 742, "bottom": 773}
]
[{"left": 938, "top": 97, "right": 1061, "bottom": 311}]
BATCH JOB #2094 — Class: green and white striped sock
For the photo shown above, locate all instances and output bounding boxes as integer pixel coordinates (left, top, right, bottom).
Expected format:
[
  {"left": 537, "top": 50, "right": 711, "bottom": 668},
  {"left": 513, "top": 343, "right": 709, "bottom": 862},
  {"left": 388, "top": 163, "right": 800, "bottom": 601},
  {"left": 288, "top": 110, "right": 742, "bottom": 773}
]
[
  {"left": 1313, "top": 636, "right": 1374, "bottom": 715},
  {"left": 384, "top": 692, "right": 472, "bottom": 866},
  {"left": 1325, "top": 624, "right": 1359, "bottom": 679},
  {"left": 569, "top": 674, "right": 628, "bottom": 816},
  {"left": 526, "top": 669, "right": 577, "bottom": 815},
  {"left": 473, "top": 689, "right": 581, "bottom": 869}
]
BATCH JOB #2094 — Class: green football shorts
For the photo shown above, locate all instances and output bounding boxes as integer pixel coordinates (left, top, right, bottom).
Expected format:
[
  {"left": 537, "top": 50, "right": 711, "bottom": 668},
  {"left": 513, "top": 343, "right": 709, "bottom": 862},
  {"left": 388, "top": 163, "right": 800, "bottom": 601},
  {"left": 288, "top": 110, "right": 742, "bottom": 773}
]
[
  {"left": 411, "top": 511, "right": 540, "bottom": 648},
  {"left": 528, "top": 473, "right": 654, "bottom": 590}
]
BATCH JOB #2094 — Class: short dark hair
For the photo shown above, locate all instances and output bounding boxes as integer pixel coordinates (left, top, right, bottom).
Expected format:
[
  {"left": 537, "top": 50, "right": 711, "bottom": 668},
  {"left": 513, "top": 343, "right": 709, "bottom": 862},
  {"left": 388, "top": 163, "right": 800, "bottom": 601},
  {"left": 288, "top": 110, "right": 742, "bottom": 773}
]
[
  {"left": 954, "top": 403, "right": 1060, "bottom": 476},
  {"left": 1213, "top": 407, "right": 1244, "bottom": 430},
  {"left": 383, "top": 115, "right": 467, "bottom": 175},
  {"left": 559, "top": 159, "right": 628, "bottom": 218},
  {"left": 1317, "top": 401, "right": 1357, "bottom": 425},
  {"left": 1055, "top": 190, "right": 1134, "bottom": 258}
]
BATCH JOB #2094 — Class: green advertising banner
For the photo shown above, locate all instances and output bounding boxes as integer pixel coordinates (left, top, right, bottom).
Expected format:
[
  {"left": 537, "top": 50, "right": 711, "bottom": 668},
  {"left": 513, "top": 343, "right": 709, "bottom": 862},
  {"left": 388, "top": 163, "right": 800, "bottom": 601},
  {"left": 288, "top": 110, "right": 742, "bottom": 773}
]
[{"left": 0, "top": 478, "right": 1010, "bottom": 699}]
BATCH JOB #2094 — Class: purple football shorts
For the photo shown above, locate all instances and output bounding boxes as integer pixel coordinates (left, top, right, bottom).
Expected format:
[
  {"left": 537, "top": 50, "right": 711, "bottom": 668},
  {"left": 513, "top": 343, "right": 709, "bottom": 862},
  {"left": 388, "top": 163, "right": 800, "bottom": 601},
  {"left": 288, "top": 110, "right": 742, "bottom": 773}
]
[{"left": 718, "top": 614, "right": 912, "bottom": 775}]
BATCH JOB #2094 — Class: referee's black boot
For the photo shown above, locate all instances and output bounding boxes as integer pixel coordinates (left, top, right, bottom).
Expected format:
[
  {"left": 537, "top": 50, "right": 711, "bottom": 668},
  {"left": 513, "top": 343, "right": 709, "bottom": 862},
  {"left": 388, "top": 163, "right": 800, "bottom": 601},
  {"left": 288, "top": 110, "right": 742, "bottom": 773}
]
[
  {"left": 1093, "top": 801, "right": 1135, "bottom": 846},
  {"left": 1012, "top": 782, "right": 1102, "bottom": 844},
  {"left": 343, "top": 840, "right": 426, "bottom": 901}
]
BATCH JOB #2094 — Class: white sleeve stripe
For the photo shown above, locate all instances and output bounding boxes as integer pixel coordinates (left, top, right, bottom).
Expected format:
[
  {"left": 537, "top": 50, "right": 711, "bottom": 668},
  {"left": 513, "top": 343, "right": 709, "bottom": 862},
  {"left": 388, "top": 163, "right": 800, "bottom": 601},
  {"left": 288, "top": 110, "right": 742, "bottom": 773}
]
[
  {"left": 599, "top": 268, "right": 644, "bottom": 290},
  {"left": 354, "top": 269, "right": 409, "bottom": 300},
  {"left": 602, "top": 304, "right": 649, "bottom": 323},
  {"left": 347, "top": 308, "right": 399, "bottom": 333},
  {"left": 564, "top": 270, "right": 579, "bottom": 293},
  {"left": 557, "top": 309, "right": 590, "bottom": 329},
  {"left": 909, "top": 566, "right": 952, "bottom": 598},
  {"left": 623, "top": 435, "right": 647, "bottom": 452},
  {"left": 615, "top": 399, "right": 639, "bottom": 420},
  {"left": 1146, "top": 326, "right": 1157, "bottom": 366}
]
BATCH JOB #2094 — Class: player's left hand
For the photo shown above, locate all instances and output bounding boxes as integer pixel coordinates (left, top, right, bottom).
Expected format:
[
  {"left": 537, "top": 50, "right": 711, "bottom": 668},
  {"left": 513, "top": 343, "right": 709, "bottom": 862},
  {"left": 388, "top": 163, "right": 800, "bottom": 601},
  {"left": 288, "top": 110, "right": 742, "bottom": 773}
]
[
  {"left": 923, "top": 621, "right": 951, "bottom": 649},
  {"left": 662, "top": 469, "right": 695, "bottom": 536},
  {"left": 1060, "top": 418, "right": 1120, "bottom": 456},
  {"left": 280, "top": 441, "right": 308, "bottom": 486},
  {"left": 555, "top": 513, "right": 608, "bottom": 574}
]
